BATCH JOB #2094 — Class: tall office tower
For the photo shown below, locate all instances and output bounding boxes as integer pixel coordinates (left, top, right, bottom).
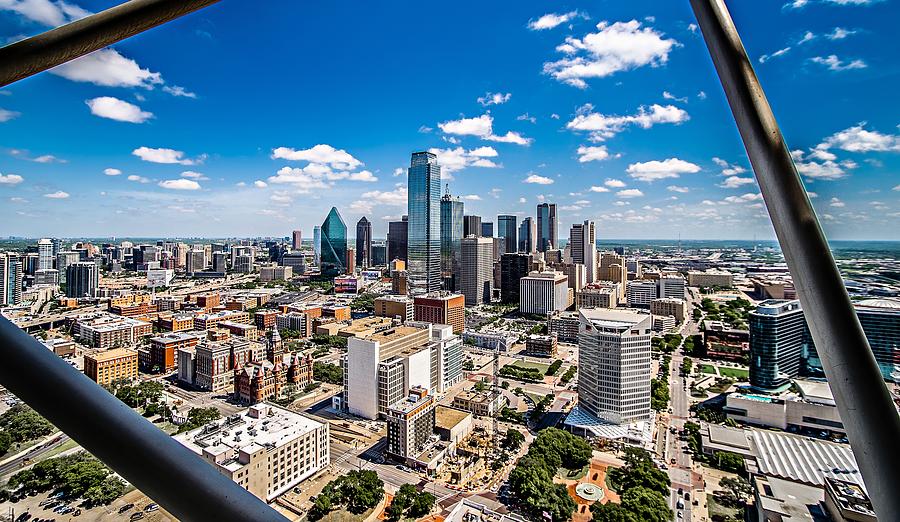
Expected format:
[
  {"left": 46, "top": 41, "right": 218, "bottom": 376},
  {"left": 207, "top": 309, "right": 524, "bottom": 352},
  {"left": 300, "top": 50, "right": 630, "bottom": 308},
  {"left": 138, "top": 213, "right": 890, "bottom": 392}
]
[
  {"left": 599, "top": 251, "right": 625, "bottom": 281},
  {"left": 570, "top": 220, "right": 597, "bottom": 283},
  {"left": 0, "top": 253, "right": 23, "bottom": 306},
  {"left": 577, "top": 308, "right": 653, "bottom": 424},
  {"left": 56, "top": 251, "right": 80, "bottom": 284},
  {"left": 749, "top": 300, "right": 807, "bottom": 392},
  {"left": 312, "top": 226, "right": 322, "bottom": 266},
  {"left": 500, "top": 253, "right": 531, "bottom": 304},
  {"left": 212, "top": 252, "right": 228, "bottom": 273},
  {"left": 292, "top": 229, "right": 302, "bottom": 250},
  {"left": 355, "top": 216, "right": 372, "bottom": 269},
  {"left": 346, "top": 247, "right": 356, "bottom": 274},
  {"left": 519, "top": 270, "right": 569, "bottom": 315},
  {"left": 497, "top": 215, "right": 517, "bottom": 254},
  {"left": 387, "top": 216, "right": 409, "bottom": 263},
  {"left": 440, "top": 191, "right": 464, "bottom": 291},
  {"left": 66, "top": 262, "right": 99, "bottom": 298},
  {"left": 50, "top": 238, "right": 62, "bottom": 258},
  {"left": 518, "top": 217, "right": 536, "bottom": 253},
  {"left": 174, "top": 243, "right": 188, "bottom": 269},
  {"left": 481, "top": 222, "right": 493, "bottom": 238},
  {"left": 186, "top": 250, "right": 206, "bottom": 274},
  {"left": 320, "top": 207, "right": 348, "bottom": 276},
  {"left": 407, "top": 151, "right": 441, "bottom": 296},
  {"left": 38, "top": 238, "right": 54, "bottom": 270},
  {"left": 460, "top": 236, "right": 493, "bottom": 306},
  {"left": 462, "top": 215, "right": 482, "bottom": 238},
  {"left": 372, "top": 244, "right": 387, "bottom": 266},
  {"left": 536, "top": 203, "right": 557, "bottom": 252}
]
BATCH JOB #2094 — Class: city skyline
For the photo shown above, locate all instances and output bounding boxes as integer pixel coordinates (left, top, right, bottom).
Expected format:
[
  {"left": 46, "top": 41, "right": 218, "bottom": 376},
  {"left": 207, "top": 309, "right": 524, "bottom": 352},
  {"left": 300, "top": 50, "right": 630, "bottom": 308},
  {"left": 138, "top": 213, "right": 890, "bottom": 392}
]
[{"left": 0, "top": 1, "right": 898, "bottom": 240}]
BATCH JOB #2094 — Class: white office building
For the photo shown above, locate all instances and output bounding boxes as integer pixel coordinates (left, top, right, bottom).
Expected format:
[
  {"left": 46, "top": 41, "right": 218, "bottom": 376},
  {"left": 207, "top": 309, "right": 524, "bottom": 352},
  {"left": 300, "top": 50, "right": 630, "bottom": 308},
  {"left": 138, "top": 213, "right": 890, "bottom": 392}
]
[
  {"left": 658, "top": 274, "right": 686, "bottom": 300},
  {"left": 519, "top": 270, "right": 568, "bottom": 315},
  {"left": 626, "top": 280, "right": 658, "bottom": 308}
]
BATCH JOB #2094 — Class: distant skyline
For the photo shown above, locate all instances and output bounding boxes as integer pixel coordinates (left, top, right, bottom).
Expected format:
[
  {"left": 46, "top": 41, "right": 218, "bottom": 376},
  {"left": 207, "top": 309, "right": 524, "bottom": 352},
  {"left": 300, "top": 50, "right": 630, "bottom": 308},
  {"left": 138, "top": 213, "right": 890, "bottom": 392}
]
[{"left": 1, "top": 1, "right": 898, "bottom": 240}]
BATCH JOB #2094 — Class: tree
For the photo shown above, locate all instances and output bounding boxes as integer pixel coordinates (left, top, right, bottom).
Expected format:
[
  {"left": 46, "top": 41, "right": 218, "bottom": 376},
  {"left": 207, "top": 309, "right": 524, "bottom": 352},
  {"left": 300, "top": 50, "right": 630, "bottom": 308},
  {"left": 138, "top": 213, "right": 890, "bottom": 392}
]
[
  {"left": 314, "top": 362, "right": 343, "bottom": 385},
  {"left": 176, "top": 407, "right": 221, "bottom": 434},
  {"left": 408, "top": 491, "right": 435, "bottom": 518},
  {"left": 0, "top": 404, "right": 54, "bottom": 443},
  {"left": 719, "top": 477, "right": 752, "bottom": 507},
  {"left": 714, "top": 451, "right": 744, "bottom": 473},
  {"left": 502, "top": 428, "right": 525, "bottom": 452},
  {"left": 386, "top": 484, "right": 415, "bottom": 521},
  {"left": 0, "top": 430, "right": 11, "bottom": 455},
  {"left": 591, "top": 502, "right": 636, "bottom": 522},
  {"left": 620, "top": 487, "right": 672, "bottom": 522}
]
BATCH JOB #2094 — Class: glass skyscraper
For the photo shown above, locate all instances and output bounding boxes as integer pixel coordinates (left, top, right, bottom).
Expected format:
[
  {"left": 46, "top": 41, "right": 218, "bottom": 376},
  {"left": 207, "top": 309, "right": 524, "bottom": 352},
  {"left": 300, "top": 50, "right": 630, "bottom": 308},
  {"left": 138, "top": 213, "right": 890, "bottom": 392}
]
[
  {"left": 387, "top": 216, "right": 408, "bottom": 263},
  {"left": 320, "top": 207, "right": 347, "bottom": 276},
  {"left": 498, "top": 215, "right": 517, "bottom": 254},
  {"left": 440, "top": 192, "right": 464, "bottom": 291},
  {"left": 536, "top": 203, "right": 557, "bottom": 252},
  {"left": 355, "top": 216, "right": 372, "bottom": 268},
  {"left": 312, "top": 226, "right": 321, "bottom": 266},
  {"left": 749, "top": 299, "right": 807, "bottom": 392},
  {"left": 407, "top": 151, "right": 441, "bottom": 295},
  {"left": 518, "top": 217, "right": 536, "bottom": 253}
]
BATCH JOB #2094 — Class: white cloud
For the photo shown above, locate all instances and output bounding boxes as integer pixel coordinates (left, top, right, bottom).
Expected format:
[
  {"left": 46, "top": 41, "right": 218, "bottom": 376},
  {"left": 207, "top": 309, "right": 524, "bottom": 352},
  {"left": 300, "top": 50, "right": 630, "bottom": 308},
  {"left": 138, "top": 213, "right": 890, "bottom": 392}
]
[
  {"left": 817, "top": 124, "right": 900, "bottom": 153},
  {"left": 719, "top": 176, "right": 756, "bottom": 189},
  {"left": 589, "top": 186, "right": 610, "bottom": 193},
  {"left": 0, "top": 108, "right": 20, "bottom": 122},
  {"left": 667, "top": 185, "right": 689, "bottom": 193},
  {"left": 393, "top": 167, "right": 404, "bottom": 177},
  {"left": 759, "top": 46, "right": 792, "bottom": 63},
  {"left": 604, "top": 178, "right": 626, "bottom": 188},
  {"left": 0, "top": 0, "right": 90, "bottom": 26},
  {"left": 791, "top": 149, "right": 857, "bottom": 180},
  {"left": 462, "top": 194, "right": 482, "bottom": 201},
  {"left": 360, "top": 187, "right": 408, "bottom": 207},
  {"left": 616, "top": 188, "right": 644, "bottom": 198},
  {"left": 528, "top": 11, "right": 584, "bottom": 31},
  {"left": 428, "top": 146, "right": 501, "bottom": 174},
  {"left": 0, "top": 173, "right": 24, "bottom": 185},
  {"left": 86, "top": 96, "right": 153, "bottom": 123},
  {"left": 517, "top": 113, "right": 537, "bottom": 124},
  {"left": 9, "top": 197, "right": 26, "bottom": 203},
  {"left": 662, "top": 91, "right": 688, "bottom": 103},
  {"left": 723, "top": 193, "right": 762, "bottom": 203},
  {"left": 810, "top": 55, "right": 867, "bottom": 71},
  {"left": 437, "top": 114, "right": 532, "bottom": 146},
  {"left": 266, "top": 166, "right": 333, "bottom": 189},
  {"left": 132, "top": 146, "right": 202, "bottom": 165},
  {"left": 180, "top": 170, "right": 208, "bottom": 180},
  {"left": 827, "top": 27, "right": 857, "bottom": 40},
  {"left": 271, "top": 144, "right": 362, "bottom": 170},
  {"left": 543, "top": 20, "right": 679, "bottom": 88},
  {"left": 712, "top": 157, "right": 748, "bottom": 176},
  {"left": 50, "top": 49, "right": 162, "bottom": 88},
  {"left": 829, "top": 197, "right": 846, "bottom": 207},
  {"left": 43, "top": 190, "right": 69, "bottom": 199},
  {"left": 127, "top": 174, "right": 149, "bottom": 183},
  {"left": 626, "top": 158, "right": 701, "bottom": 182},
  {"left": 524, "top": 174, "right": 554, "bottom": 185},
  {"left": 477, "top": 92, "right": 511, "bottom": 106},
  {"left": 518, "top": 197, "right": 527, "bottom": 203},
  {"left": 253, "top": 180, "right": 267, "bottom": 188},
  {"left": 566, "top": 103, "right": 688, "bottom": 141},
  {"left": 576, "top": 145, "right": 617, "bottom": 162},
  {"left": 697, "top": 91, "right": 707, "bottom": 100},
  {"left": 485, "top": 131, "right": 532, "bottom": 145},
  {"left": 159, "top": 179, "right": 201, "bottom": 190},
  {"left": 103, "top": 168, "right": 121, "bottom": 176},
  {"left": 162, "top": 85, "right": 197, "bottom": 98},
  {"left": 349, "top": 170, "right": 378, "bottom": 182}
]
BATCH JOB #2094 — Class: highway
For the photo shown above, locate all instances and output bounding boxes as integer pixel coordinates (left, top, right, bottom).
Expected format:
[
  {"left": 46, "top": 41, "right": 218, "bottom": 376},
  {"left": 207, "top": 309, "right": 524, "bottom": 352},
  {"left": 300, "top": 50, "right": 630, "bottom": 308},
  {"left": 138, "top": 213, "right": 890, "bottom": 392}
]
[{"left": 0, "top": 433, "right": 70, "bottom": 477}]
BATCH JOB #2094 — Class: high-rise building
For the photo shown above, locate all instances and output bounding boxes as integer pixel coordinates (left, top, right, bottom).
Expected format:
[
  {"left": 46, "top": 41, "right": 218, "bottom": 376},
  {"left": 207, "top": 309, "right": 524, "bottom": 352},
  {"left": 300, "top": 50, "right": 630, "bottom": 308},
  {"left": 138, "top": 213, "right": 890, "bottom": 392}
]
[
  {"left": 407, "top": 152, "right": 441, "bottom": 296},
  {"left": 519, "top": 270, "right": 569, "bottom": 315},
  {"left": 386, "top": 387, "right": 435, "bottom": 462},
  {"left": 626, "top": 280, "right": 658, "bottom": 308},
  {"left": 658, "top": 274, "right": 686, "bottom": 300},
  {"left": 749, "top": 300, "right": 806, "bottom": 392},
  {"left": 481, "top": 222, "right": 493, "bottom": 238},
  {"left": 292, "top": 229, "right": 303, "bottom": 250},
  {"left": 312, "top": 226, "right": 321, "bottom": 266},
  {"left": 570, "top": 220, "right": 597, "bottom": 284},
  {"left": 500, "top": 253, "right": 531, "bottom": 304},
  {"left": 320, "top": 207, "right": 348, "bottom": 275},
  {"left": 345, "top": 247, "right": 356, "bottom": 274},
  {"left": 0, "top": 253, "right": 23, "bottom": 306},
  {"left": 186, "top": 250, "right": 206, "bottom": 274},
  {"left": 577, "top": 308, "right": 653, "bottom": 424},
  {"left": 212, "top": 252, "right": 228, "bottom": 273},
  {"left": 372, "top": 244, "right": 387, "bottom": 266},
  {"left": 387, "top": 216, "right": 409, "bottom": 263},
  {"left": 460, "top": 236, "right": 493, "bottom": 306},
  {"left": 56, "top": 251, "right": 80, "bottom": 284},
  {"left": 356, "top": 217, "right": 372, "bottom": 268},
  {"left": 518, "top": 217, "right": 536, "bottom": 253},
  {"left": 38, "top": 238, "right": 54, "bottom": 270},
  {"left": 463, "top": 215, "right": 482, "bottom": 238},
  {"left": 497, "top": 215, "right": 517, "bottom": 255},
  {"left": 413, "top": 293, "right": 465, "bottom": 334},
  {"left": 66, "top": 262, "right": 99, "bottom": 298},
  {"left": 536, "top": 203, "right": 557, "bottom": 252},
  {"left": 440, "top": 191, "right": 464, "bottom": 291}
]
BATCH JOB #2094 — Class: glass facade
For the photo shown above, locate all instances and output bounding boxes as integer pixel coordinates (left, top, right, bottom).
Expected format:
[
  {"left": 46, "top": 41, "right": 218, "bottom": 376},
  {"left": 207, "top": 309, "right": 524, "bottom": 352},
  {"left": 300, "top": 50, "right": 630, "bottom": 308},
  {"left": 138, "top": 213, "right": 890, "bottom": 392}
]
[
  {"left": 312, "top": 226, "right": 321, "bottom": 266},
  {"left": 749, "top": 300, "right": 807, "bottom": 392},
  {"left": 387, "top": 216, "right": 408, "bottom": 262},
  {"left": 320, "top": 207, "right": 347, "bottom": 276},
  {"left": 518, "top": 217, "right": 535, "bottom": 253},
  {"left": 536, "top": 203, "right": 557, "bottom": 252},
  {"left": 407, "top": 152, "right": 441, "bottom": 295},
  {"left": 355, "top": 216, "right": 372, "bottom": 268},
  {"left": 498, "top": 215, "right": 517, "bottom": 254},
  {"left": 440, "top": 193, "right": 464, "bottom": 291}
]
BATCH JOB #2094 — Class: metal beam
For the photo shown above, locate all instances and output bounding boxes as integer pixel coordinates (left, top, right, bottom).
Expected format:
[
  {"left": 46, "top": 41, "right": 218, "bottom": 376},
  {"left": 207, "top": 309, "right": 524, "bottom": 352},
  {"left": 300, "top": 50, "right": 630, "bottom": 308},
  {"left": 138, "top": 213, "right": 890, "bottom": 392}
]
[
  {"left": 0, "top": 0, "right": 222, "bottom": 88},
  {"left": 688, "top": 1, "right": 900, "bottom": 519},
  {"left": 0, "top": 318, "right": 289, "bottom": 522}
]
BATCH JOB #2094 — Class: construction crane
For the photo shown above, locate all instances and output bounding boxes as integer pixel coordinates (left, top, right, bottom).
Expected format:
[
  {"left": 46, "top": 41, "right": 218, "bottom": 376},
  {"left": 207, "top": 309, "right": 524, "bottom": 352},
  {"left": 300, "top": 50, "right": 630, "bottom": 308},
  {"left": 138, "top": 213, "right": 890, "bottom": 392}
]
[{"left": 492, "top": 345, "right": 501, "bottom": 452}]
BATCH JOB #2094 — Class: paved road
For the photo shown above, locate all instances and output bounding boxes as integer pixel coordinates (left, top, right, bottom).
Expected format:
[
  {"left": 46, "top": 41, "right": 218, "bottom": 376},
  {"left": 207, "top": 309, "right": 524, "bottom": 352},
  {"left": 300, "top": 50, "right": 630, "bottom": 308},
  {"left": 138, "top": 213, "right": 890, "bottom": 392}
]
[
  {"left": 666, "top": 346, "right": 696, "bottom": 522},
  {"left": 0, "top": 434, "right": 69, "bottom": 477}
]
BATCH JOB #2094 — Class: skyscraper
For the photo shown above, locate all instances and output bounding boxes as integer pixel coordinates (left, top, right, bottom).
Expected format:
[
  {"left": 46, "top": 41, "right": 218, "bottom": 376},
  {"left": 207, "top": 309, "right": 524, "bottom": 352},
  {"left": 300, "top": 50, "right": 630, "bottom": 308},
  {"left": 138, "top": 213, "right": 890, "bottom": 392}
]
[
  {"left": 460, "top": 236, "right": 493, "bottom": 305},
  {"left": 749, "top": 300, "right": 807, "bottom": 392},
  {"left": 38, "top": 238, "right": 54, "bottom": 270},
  {"left": 500, "top": 253, "right": 530, "bottom": 304},
  {"left": 481, "top": 222, "right": 493, "bottom": 238},
  {"left": 440, "top": 191, "right": 464, "bottom": 291},
  {"left": 0, "top": 253, "right": 23, "bottom": 306},
  {"left": 292, "top": 229, "right": 302, "bottom": 250},
  {"left": 356, "top": 217, "right": 372, "bottom": 269},
  {"left": 570, "top": 220, "right": 597, "bottom": 283},
  {"left": 312, "top": 226, "right": 322, "bottom": 266},
  {"left": 320, "top": 207, "right": 348, "bottom": 276},
  {"left": 66, "top": 262, "right": 99, "bottom": 298},
  {"left": 463, "top": 215, "right": 482, "bottom": 238},
  {"left": 407, "top": 152, "right": 441, "bottom": 296},
  {"left": 497, "top": 215, "right": 517, "bottom": 254},
  {"left": 387, "top": 216, "right": 408, "bottom": 263},
  {"left": 536, "top": 203, "right": 557, "bottom": 252},
  {"left": 518, "top": 217, "right": 536, "bottom": 254}
]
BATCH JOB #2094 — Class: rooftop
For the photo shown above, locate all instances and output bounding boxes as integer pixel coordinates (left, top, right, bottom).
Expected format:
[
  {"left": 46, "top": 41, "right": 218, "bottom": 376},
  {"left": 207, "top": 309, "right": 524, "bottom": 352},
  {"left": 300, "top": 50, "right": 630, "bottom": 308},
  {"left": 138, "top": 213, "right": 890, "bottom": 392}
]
[
  {"left": 87, "top": 347, "right": 137, "bottom": 362},
  {"left": 435, "top": 405, "right": 472, "bottom": 431},
  {"left": 579, "top": 307, "right": 651, "bottom": 328}
]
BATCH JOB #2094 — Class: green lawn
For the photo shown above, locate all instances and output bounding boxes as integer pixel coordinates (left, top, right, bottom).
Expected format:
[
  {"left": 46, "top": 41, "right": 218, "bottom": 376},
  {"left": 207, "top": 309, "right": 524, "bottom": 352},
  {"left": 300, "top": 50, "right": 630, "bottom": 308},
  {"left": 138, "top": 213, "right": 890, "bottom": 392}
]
[
  {"left": 512, "top": 360, "right": 551, "bottom": 373},
  {"left": 719, "top": 367, "right": 750, "bottom": 380},
  {"left": 556, "top": 464, "right": 589, "bottom": 480},
  {"left": 699, "top": 364, "right": 717, "bottom": 375}
]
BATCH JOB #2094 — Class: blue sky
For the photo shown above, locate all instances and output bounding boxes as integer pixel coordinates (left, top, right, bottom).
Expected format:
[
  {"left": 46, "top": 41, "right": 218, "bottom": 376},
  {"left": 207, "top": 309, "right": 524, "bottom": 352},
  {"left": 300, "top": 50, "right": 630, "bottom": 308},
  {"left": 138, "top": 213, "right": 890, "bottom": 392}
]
[{"left": 0, "top": 0, "right": 898, "bottom": 240}]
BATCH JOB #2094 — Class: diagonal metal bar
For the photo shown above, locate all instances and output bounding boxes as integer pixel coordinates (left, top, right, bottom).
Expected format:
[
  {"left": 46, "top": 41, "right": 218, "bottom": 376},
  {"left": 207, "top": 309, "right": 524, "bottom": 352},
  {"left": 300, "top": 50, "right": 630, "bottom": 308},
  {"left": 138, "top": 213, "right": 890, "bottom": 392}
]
[
  {"left": 0, "top": 0, "right": 222, "bottom": 88},
  {"left": 689, "top": 0, "right": 900, "bottom": 519},
  {"left": 0, "top": 318, "right": 289, "bottom": 522}
]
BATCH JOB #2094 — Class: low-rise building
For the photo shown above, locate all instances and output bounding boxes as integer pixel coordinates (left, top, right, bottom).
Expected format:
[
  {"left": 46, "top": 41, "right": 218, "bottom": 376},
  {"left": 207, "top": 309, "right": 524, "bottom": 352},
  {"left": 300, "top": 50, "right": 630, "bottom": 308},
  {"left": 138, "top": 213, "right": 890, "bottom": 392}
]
[
  {"left": 524, "top": 333, "right": 558, "bottom": 357},
  {"left": 413, "top": 293, "right": 465, "bottom": 334},
  {"left": 275, "top": 312, "right": 314, "bottom": 338},
  {"left": 220, "top": 320, "right": 258, "bottom": 341},
  {"left": 702, "top": 320, "right": 750, "bottom": 361},
  {"left": 194, "top": 310, "right": 251, "bottom": 330},
  {"left": 374, "top": 295, "right": 414, "bottom": 322},
  {"left": 173, "top": 403, "right": 330, "bottom": 501},
  {"left": 84, "top": 348, "right": 138, "bottom": 385},
  {"left": 193, "top": 339, "right": 256, "bottom": 393},
  {"left": 650, "top": 297, "right": 686, "bottom": 323},
  {"left": 575, "top": 283, "right": 619, "bottom": 309},
  {"left": 688, "top": 270, "right": 734, "bottom": 288},
  {"left": 254, "top": 309, "right": 279, "bottom": 331},
  {"left": 158, "top": 313, "right": 196, "bottom": 332},
  {"left": 234, "top": 352, "right": 313, "bottom": 404},
  {"left": 519, "top": 270, "right": 568, "bottom": 315},
  {"left": 462, "top": 330, "right": 517, "bottom": 352},
  {"left": 724, "top": 379, "right": 845, "bottom": 434},
  {"left": 451, "top": 390, "right": 502, "bottom": 417},
  {"left": 73, "top": 313, "right": 152, "bottom": 349},
  {"left": 548, "top": 310, "right": 579, "bottom": 343},
  {"left": 149, "top": 331, "right": 203, "bottom": 373},
  {"left": 259, "top": 265, "right": 292, "bottom": 282}
]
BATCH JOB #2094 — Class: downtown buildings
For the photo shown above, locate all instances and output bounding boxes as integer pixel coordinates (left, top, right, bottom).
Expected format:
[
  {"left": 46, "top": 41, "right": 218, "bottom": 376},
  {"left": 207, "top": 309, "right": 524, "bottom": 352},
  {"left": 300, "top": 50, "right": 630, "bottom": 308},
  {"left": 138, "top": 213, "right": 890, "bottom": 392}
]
[
  {"left": 440, "top": 191, "right": 464, "bottom": 291},
  {"left": 356, "top": 216, "right": 372, "bottom": 268},
  {"left": 0, "top": 252, "right": 23, "bottom": 306},
  {"left": 320, "top": 207, "right": 348, "bottom": 275},
  {"left": 460, "top": 236, "right": 493, "bottom": 306},
  {"left": 407, "top": 151, "right": 442, "bottom": 295},
  {"left": 536, "top": 203, "right": 557, "bottom": 252},
  {"left": 749, "top": 300, "right": 807, "bottom": 392}
]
